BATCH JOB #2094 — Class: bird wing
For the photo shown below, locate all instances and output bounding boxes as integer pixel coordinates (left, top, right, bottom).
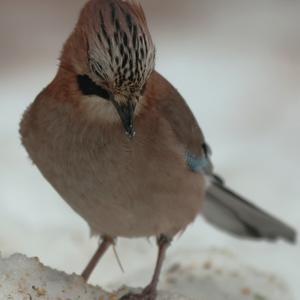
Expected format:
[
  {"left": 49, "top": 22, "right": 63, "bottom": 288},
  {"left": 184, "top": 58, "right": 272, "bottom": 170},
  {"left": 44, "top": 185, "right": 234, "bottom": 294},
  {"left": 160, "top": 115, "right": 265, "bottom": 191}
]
[
  {"left": 147, "top": 71, "right": 297, "bottom": 243},
  {"left": 148, "top": 71, "right": 212, "bottom": 172}
]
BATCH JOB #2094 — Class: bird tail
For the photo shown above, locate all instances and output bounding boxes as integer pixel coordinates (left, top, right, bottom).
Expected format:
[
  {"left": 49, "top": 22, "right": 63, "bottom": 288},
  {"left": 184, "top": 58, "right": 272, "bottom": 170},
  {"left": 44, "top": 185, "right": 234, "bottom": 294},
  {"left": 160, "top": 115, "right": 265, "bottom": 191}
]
[{"left": 202, "top": 176, "right": 297, "bottom": 243}]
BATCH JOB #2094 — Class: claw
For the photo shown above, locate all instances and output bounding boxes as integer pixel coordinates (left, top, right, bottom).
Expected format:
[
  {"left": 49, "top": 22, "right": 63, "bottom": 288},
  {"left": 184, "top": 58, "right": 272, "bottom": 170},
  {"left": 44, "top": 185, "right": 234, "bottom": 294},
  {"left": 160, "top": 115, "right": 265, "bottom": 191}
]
[{"left": 120, "top": 289, "right": 157, "bottom": 300}]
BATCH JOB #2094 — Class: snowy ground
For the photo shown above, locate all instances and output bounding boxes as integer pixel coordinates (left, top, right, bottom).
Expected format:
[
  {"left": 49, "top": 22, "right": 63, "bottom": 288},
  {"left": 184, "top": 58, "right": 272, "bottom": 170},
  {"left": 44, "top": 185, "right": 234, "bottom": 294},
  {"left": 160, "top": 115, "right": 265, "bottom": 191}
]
[
  {"left": 0, "top": 252, "right": 292, "bottom": 300},
  {"left": 0, "top": 254, "right": 192, "bottom": 300},
  {"left": 0, "top": 0, "right": 299, "bottom": 299}
]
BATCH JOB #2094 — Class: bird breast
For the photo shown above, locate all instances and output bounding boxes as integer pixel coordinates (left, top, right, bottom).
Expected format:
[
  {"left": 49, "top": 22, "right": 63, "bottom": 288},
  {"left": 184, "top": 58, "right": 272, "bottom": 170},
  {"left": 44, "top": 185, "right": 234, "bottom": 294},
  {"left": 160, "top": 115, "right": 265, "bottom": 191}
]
[{"left": 20, "top": 96, "right": 205, "bottom": 238}]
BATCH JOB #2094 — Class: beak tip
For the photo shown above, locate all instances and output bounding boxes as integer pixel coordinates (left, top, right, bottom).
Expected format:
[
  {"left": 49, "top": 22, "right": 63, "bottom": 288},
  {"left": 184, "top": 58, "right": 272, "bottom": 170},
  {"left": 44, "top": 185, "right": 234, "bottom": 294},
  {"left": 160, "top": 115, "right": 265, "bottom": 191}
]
[
  {"left": 125, "top": 123, "right": 136, "bottom": 139},
  {"left": 125, "top": 129, "right": 136, "bottom": 139}
]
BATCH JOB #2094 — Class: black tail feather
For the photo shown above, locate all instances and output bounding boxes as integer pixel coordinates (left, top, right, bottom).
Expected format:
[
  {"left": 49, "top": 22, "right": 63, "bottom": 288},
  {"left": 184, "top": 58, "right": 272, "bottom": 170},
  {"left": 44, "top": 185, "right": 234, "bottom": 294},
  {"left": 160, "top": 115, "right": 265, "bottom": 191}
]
[{"left": 203, "top": 177, "right": 297, "bottom": 244}]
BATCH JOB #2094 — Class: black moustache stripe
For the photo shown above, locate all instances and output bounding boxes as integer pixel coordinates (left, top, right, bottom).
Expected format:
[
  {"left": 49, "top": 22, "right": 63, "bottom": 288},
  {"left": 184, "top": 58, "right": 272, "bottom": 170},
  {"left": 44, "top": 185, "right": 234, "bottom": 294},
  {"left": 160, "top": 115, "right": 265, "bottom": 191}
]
[{"left": 77, "top": 75, "right": 111, "bottom": 101}]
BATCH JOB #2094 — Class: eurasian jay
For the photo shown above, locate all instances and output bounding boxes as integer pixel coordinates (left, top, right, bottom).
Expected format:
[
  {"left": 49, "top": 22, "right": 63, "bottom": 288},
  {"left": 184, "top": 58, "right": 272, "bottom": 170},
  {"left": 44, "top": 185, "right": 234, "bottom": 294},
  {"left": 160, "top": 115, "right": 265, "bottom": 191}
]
[{"left": 20, "top": 0, "right": 296, "bottom": 299}]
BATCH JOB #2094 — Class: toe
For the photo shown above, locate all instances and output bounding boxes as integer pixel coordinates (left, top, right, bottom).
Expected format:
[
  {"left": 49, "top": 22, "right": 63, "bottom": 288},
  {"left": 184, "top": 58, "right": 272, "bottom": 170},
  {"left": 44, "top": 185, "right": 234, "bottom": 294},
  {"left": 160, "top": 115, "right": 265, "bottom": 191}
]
[{"left": 119, "top": 290, "right": 156, "bottom": 300}]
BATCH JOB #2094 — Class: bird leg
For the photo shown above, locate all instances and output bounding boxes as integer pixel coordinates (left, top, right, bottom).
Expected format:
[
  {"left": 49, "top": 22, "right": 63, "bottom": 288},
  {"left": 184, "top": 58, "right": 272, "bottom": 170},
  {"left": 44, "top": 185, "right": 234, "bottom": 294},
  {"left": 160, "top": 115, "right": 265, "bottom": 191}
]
[
  {"left": 120, "top": 235, "right": 172, "bottom": 300},
  {"left": 81, "top": 236, "right": 114, "bottom": 281}
]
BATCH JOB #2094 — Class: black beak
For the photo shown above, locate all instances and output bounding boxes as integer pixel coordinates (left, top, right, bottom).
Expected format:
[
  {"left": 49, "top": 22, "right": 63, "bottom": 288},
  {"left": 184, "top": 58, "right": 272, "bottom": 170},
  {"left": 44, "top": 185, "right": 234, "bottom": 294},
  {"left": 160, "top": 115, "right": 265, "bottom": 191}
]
[{"left": 112, "top": 100, "right": 136, "bottom": 138}]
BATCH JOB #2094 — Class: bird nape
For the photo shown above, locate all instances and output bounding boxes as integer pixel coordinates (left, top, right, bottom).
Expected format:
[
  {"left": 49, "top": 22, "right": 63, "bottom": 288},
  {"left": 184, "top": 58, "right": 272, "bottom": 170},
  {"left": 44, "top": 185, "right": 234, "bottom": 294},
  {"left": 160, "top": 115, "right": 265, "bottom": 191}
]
[{"left": 19, "top": 0, "right": 296, "bottom": 300}]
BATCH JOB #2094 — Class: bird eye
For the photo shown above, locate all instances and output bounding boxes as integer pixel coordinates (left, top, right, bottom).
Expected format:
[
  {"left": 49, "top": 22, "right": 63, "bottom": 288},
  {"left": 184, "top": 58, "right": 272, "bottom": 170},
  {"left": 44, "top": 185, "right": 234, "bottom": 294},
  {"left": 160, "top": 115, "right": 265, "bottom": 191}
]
[{"left": 77, "top": 75, "right": 111, "bottom": 101}]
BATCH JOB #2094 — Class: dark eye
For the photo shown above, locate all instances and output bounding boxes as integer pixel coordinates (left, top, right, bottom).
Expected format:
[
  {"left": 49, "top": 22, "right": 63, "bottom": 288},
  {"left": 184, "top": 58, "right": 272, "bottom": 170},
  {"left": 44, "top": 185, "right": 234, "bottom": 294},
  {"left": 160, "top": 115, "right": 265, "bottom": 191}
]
[{"left": 77, "top": 75, "right": 111, "bottom": 101}]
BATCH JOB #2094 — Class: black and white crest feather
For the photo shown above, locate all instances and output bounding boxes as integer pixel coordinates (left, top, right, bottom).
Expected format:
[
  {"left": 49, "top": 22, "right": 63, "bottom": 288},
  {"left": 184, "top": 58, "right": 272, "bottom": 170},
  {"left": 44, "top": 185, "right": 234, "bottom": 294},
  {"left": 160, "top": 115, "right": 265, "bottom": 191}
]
[{"left": 88, "top": 0, "right": 155, "bottom": 94}]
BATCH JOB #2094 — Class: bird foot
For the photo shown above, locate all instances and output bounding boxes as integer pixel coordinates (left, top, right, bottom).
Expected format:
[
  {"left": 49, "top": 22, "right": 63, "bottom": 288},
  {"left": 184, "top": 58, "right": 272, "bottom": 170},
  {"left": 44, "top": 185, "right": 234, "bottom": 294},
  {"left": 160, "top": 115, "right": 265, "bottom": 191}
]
[{"left": 120, "top": 287, "right": 157, "bottom": 300}]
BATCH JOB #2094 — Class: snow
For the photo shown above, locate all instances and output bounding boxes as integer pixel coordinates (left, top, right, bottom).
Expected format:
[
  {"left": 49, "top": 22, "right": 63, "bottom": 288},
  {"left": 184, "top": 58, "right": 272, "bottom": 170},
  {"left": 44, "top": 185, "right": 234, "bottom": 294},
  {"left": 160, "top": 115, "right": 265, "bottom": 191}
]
[
  {"left": 0, "top": 254, "right": 191, "bottom": 300},
  {"left": 0, "top": 252, "right": 292, "bottom": 300},
  {"left": 0, "top": 254, "right": 105, "bottom": 300},
  {"left": 114, "top": 248, "right": 294, "bottom": 300},
  {"left": 0, "top": 0, "right": 299, "bottom": 299}
]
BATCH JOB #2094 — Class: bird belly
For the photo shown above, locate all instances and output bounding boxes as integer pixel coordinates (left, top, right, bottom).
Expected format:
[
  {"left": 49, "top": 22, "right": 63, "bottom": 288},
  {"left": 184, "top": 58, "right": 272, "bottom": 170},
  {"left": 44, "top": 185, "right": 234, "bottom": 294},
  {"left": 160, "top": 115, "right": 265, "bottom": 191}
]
[
  {"left": 43, "top": 148, "right": 204, "bottom": 238},
  {"left": 21, "top": 108, "right": 205, "bottom": 238}
]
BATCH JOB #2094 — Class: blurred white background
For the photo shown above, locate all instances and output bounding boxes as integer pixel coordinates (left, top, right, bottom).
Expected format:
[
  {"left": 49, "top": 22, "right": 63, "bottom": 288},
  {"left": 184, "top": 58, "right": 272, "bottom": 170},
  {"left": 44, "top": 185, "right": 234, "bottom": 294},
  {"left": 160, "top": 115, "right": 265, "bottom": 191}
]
[{"left": 0, "top": 0, "right": 299, "bottom": 298}]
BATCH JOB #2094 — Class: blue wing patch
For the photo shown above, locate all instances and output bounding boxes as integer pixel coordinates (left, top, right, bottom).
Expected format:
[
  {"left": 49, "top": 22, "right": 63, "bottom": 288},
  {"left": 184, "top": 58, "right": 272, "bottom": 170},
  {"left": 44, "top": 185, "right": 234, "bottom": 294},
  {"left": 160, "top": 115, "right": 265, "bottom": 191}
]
[{"left": 186, "top": 143, "right": 213, "bottom": 174}]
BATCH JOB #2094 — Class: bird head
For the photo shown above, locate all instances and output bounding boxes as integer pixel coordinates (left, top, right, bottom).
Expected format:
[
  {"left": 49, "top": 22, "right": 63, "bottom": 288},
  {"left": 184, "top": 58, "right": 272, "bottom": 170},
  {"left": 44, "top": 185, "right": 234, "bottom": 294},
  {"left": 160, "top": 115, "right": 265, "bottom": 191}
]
[{"left": 60, "top": 0, "right": 155, "bottom": 138}]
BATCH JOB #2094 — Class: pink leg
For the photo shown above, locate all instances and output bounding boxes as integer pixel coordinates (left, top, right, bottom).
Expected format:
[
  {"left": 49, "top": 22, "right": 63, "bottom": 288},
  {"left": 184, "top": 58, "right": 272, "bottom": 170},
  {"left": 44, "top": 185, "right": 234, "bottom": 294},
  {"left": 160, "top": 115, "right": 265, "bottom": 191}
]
[
  {"left": 120, "top": 235, "right": 172, "bottom": 300},
  {"left": 81, "top": 236, "right": 113, "bottom": 281}
]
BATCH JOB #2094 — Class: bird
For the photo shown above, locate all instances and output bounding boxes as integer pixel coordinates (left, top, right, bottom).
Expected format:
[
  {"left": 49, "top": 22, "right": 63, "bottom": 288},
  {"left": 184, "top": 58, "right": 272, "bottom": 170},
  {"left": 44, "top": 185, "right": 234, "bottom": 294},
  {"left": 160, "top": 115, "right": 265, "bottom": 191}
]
[{"left": 19, "top": 0, "right": 296, "bottom": 299}]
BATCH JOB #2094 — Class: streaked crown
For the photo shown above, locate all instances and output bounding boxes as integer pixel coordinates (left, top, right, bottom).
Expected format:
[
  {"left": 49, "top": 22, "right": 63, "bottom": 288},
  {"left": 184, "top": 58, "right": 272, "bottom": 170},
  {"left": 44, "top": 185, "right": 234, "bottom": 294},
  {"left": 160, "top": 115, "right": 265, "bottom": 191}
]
[{"left": 83, "top": 0, "right": 155, "bottom": 95}]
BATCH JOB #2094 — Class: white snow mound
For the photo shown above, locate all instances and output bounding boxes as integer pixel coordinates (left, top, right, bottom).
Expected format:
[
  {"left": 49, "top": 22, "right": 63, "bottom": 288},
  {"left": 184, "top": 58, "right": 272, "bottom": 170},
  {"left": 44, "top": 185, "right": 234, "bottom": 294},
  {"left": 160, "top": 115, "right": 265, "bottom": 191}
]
[
  {"left": 0, "top": 254, "right": 191, "bottom": 300},
  {"left": 0, "top": 251, "right": 293, "bottom": 300}
]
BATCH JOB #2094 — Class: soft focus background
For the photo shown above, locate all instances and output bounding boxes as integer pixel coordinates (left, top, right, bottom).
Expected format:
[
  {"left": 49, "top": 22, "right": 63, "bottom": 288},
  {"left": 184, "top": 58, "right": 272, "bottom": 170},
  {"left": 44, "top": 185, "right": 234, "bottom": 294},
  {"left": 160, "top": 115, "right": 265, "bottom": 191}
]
[{"left": 0, "top": 0, "right": 299, "bottom": 299}]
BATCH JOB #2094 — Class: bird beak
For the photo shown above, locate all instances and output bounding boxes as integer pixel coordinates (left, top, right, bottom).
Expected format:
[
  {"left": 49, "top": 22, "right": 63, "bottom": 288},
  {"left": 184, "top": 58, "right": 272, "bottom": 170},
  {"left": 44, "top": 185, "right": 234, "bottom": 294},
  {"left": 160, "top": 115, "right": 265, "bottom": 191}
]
[{"left": 112, "top": 100, "right": 136, "bottom": 139}]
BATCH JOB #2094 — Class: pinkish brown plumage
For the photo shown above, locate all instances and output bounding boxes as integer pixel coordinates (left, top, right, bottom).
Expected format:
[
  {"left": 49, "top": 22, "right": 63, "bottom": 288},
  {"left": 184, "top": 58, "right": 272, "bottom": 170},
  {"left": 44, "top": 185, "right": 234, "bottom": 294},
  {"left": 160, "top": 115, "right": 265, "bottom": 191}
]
[
  {"left": 20, "top": 1, "right": 296, "bottom": 299},
  {"left": 20, "top": 2, "right": 205, "bottom": 298}
]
